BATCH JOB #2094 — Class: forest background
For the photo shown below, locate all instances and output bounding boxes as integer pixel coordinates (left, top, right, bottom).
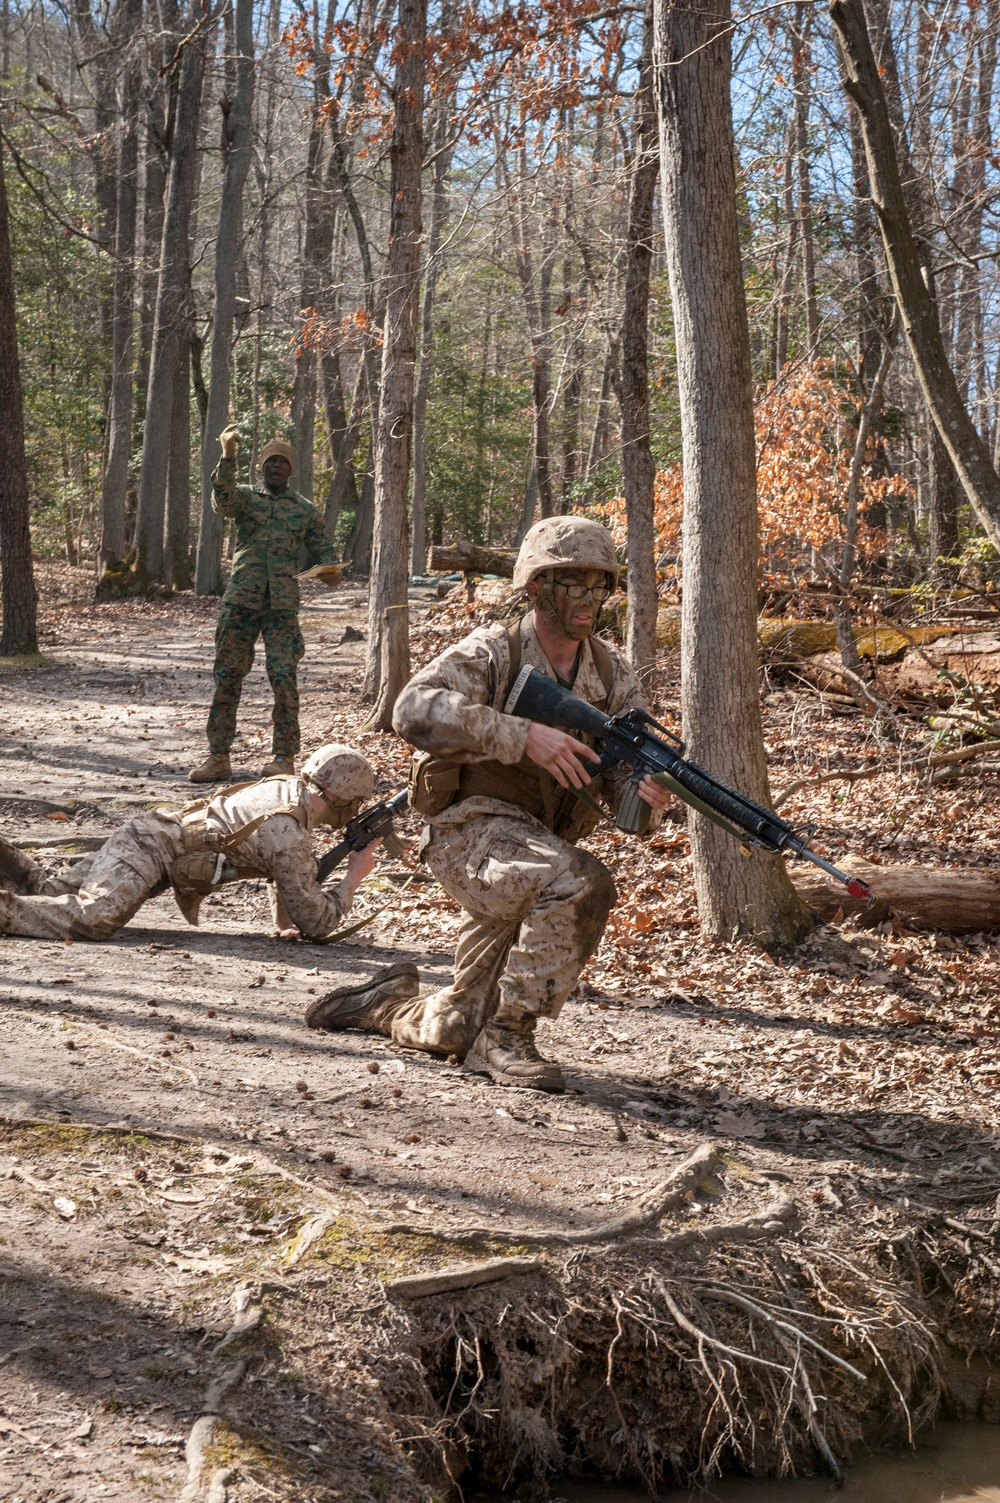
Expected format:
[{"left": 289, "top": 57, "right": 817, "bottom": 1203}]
[
  {"left": 1, "top": 0, "right": 1000, "bottom": 938},
  {"left": 3, "top": 0, "right": 998, "bottom": 594}
]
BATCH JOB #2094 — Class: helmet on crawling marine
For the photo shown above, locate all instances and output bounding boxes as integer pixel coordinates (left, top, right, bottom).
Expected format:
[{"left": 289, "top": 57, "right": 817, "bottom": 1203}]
[
  {"left": 300, "top": 745, "right": 374, "bottom": 826},
  {"left": 512, "top": 516, "right": 621, "bottom": 593}
]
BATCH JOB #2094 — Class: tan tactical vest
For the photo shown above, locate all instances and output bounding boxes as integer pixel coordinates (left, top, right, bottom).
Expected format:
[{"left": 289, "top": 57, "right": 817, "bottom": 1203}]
[
  {"left": 169, "top": 777, "right": 310, "bottom": 925},
  {"left": 408, "top": 618, "right": 614, "bottom": 839}
]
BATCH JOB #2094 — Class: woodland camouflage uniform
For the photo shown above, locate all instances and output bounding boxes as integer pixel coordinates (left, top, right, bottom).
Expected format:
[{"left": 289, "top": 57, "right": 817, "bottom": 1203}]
[
  {"left": 207, "top": 456, "right": 336, "bottom": 761},
  {"left": 0, "top": 777, "right": 357, "bottom": 943}
]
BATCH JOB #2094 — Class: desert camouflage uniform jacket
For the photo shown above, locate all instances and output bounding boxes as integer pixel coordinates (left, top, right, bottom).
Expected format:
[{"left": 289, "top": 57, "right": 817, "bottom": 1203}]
[
  {"left": 211, "top": 456, "right": 336, "bottom": 612},
  {"left": 204, "top": 776, "right": 354, "bottom": 939},
  {"left": 393, "top": 615, "right": 655, "bottom": 842}
]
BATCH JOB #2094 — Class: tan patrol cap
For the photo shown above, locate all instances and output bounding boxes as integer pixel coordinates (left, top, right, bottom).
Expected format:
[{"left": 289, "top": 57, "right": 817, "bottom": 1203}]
[
  {"left": 259, "top": 438, "right": 296, "bottom": 470},
  {"left": 300, "top": 744, "right": 375, "bottom": 802},
  {"left": 513, "top": 515, "right": 621, "bottom": 592}
]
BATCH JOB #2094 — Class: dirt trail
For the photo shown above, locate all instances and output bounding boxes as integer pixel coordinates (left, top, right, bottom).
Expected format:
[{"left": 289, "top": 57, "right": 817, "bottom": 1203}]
[{"left": 1, "top": 581, "right": 999, "bottom": 1502}]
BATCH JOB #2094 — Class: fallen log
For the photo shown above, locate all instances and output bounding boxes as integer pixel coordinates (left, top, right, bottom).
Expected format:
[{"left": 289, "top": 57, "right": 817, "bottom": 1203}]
[
  {"left": 791, "top": 859, "right": 1000, "bottom": 932},
  {"left": 427, "top": 540, "right": 516, "bottom": 577}
]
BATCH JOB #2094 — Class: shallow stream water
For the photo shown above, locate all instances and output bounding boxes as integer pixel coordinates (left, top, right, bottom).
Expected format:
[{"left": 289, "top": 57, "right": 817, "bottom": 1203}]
[{"left": 489, "top": 1422, "right": 1000, "bottom": 1502}]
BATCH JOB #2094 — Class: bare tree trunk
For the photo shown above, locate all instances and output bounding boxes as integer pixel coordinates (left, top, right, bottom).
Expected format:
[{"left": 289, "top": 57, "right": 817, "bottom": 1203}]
[
  {"left": 928, "top": 423, "right": 961, "bottom": 569},
  {"left": 0, "top": 135, "right": 37, "bottom": 656},
  {"left": 195, "top": 0, "right": 254, "bottom": 595},
  {"left": 289, "top": 7, "right": 336, "bottom": 503},
  {"left": 410, "top": 114, "right": 452, "bottom": 576},
  {"left": 134, "top": 0, "right": 176, "bottom": 439},
  {"left": 347, "top": 464, "right": 375, "bottom": 573},
  {"left": 133, "top": 5, "right": 208, "bottom": 583},
  {"left": 653, "top": 0, "right": 811, "bottom": 945},
  {"left": 866, "top": 0, "right": 964, "bottom": 573},
  {"left": 773, "top": 114, "right": 798, "bottom": 375},
  {"left": 619, "top": 0, "right": 658, "bottom": 684},
  {"left": 72, "top": 0, "right": 118, "bottom": 370},
  {"left": 791, "top": 3, "right": 819, "bottom": 355},
  {"left": 583, "top": 343, "right": 617, "bottom": 501},
  {"left": 362, "top": 0, "right": 425, "bottom": 728},
  {"left": 165, "top": 343, "right": 192, "bottom": 588},
  {"left": 830, "top": 0, "right": 1000, "bottom": 552},
  {"left": 503, "top": 148, "right": 558, "bottom": 520},
  {"left": 324, "top": 356, "right": 365, "bottom": 544},
  {"left": 98, "top": 0, "right": 142, "bottom": 576}
]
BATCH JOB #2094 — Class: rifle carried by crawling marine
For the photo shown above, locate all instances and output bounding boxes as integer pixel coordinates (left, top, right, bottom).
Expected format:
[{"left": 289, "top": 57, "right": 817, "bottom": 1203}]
[
  {"left": 504, "top": 667, "right": 874, "bottom": 901},
  {"left": 315, "top": 789, "right": 409, "bottom": 881}
]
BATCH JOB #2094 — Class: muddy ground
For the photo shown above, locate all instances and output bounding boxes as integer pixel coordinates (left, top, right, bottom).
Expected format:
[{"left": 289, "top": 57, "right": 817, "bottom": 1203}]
[{"left": 1, "top": 567, "right": 999, "bottom": 1503}]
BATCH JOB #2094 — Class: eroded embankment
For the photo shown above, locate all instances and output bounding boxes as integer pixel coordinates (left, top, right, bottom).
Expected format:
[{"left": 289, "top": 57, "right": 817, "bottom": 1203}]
[{"left": 2, "top": 1119, "right": 998, "bottom": 1503}]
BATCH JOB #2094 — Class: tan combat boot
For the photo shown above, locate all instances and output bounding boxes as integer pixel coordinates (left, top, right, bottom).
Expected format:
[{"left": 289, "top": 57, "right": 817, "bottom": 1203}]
[
  {"left": 464, "top": 1015, "right": 565, "bottom": 1093},
  {"left": 304, "top": 962, "right": 420, "bottom": 1034},
  {"left": 189, "top": 752, "right": 232, "bottom": 784},
  {"left": 260, "top": 756, "right": 295, "bottom": 777}
]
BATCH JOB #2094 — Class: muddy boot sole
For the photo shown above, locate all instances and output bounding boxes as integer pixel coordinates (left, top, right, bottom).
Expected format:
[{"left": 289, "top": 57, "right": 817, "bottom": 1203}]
[{"left": 304, "top": 962, "right": 420, "bottom": 1032}]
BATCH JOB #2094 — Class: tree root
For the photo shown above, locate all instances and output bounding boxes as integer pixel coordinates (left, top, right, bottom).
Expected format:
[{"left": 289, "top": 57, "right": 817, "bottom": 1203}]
[
  {"left": 380, "top": 1143, "right": 725, "bottom": 1246},
  {"left": 0, "top": 1113, "right": 195, "bottom": 1146},
  {"left": 650, "top": 1270, "right": 873, "bottom": 1485},
  {"left": 385, "top": 1256, "right": 545, "bottom": 1299},
  {"left": 640, "top": 1194, "right": 799, "bottom": 1255},
  {"left": 211, "top": 1284, "right": 265, "bottom": 1356},
  {"left": 284, "top": 1209, "right": 339, "bottom": 1267},
  {"left": 178, "top": 1360, "right": 247, "bottom": 1503}
]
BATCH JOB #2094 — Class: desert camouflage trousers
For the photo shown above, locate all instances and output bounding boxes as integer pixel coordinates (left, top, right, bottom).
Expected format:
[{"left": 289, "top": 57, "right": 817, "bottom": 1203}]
[
  {"left": 0, "top": 813, "right": 181, "bottom": 941},
  {"left": 386, "top": 811, "right": 617, "bottom": 1057},
  {"left": 206, "top": 603, "right": 306, "bottom": 759}
]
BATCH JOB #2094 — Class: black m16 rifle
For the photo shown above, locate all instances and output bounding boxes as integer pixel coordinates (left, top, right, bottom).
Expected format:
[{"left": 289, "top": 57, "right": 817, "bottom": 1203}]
[
  {"left": 315, "top": 789, "right": 409, "bottom": 882},
  {"left": 214, "top": 789, "right": 410, "bottom": 891},
  {"left": 504, "top": 666, "right": 874, "bottom": 901}
]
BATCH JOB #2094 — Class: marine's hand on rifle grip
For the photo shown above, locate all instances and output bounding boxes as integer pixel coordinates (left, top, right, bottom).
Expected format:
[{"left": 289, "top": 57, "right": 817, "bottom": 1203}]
[
  {"left": 637, "top": 774, "right": 673, "bottom": 810},
  {"left": 525, "top": 722, "right": 603, "bottom": 789},
  {"left": 346, "top": 838, "right": 381, "bottom": 888}
]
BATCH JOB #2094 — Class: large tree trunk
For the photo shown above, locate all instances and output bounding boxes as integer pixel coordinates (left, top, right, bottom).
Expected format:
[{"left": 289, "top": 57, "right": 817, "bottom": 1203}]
[
  {"left": 830, "top": 0, "right": 1000, "bottom": 552},
  {"left": 361, "top": 0, "right": 425, "bottom": 728},
  {"left": 0, "top": 136, "right": 37, "bottom": 657},
  {"left": 133, "top": 5, "right": 208, "bottom": 583},
  {"left": 653, "top": 0, "right": 812, "bottom": 946},
  {"left": 619, "top": 0, "right": 658, "bottom": 685},
  {"left": 98, "top": 0, "right": 142, "bottom": 576},
  {"left": 195, "top": 0, "right": 255, "bottom": 596}
]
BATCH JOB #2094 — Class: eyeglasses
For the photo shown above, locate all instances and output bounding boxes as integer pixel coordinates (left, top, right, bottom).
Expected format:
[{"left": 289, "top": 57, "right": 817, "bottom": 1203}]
[{"left": 552, "top": 578, "right": 612, "bottom": 603}]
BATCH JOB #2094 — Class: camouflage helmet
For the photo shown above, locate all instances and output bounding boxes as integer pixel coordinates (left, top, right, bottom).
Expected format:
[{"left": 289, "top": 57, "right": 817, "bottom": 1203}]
[
  {"left": 300, "top": 744, "right": 374, "bottom": 803},
  {"left": 512, "top": 516, "right": 621, "bottom": 593}
]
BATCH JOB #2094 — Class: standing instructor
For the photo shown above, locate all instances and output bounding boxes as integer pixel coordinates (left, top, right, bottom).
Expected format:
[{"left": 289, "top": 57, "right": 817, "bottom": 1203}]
[{"left": 190, "top": 425, "right": 339, "bottom": 784}]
